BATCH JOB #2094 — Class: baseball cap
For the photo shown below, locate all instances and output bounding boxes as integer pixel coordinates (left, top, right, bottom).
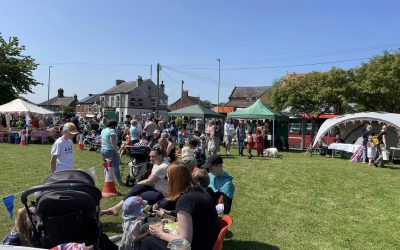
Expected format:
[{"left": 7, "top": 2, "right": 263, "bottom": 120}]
[
  {"left": 62, "top": 122, "right": 78, "bottom": 134},
  {"left": 201, "top": 154, "right": 223, "bottom": 169},
  {"left": 122, "top": 196, "right": 148, "bottom": 220}
]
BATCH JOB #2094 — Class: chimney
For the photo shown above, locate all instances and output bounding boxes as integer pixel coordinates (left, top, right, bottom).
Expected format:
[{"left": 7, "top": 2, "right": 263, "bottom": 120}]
[
  {"left": 183, "top": 90, "right": 189, "bottom": 98},
  {"left": 115, "top": 79, "right": 125, "bottom": 85},
  {"left": 160, "top": 81, "right": 165, "bottom": 93},
  {"left": 57, "top": 88, "right": 64, "bottom": 98},
  {"left": 74, "top": 94, "right": 78, "bottom": 101},
  {"left": 137, "top": 75, "right": 143, "bottom": 85}
]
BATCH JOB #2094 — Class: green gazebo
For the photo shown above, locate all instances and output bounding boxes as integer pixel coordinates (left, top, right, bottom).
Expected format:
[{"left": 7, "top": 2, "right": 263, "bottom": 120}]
[
  {"left": 227, "top": 99, "right": 288, "bottom": 147},
  {"left": 168, "top": 105, "right": 224, "bottom": 132}
]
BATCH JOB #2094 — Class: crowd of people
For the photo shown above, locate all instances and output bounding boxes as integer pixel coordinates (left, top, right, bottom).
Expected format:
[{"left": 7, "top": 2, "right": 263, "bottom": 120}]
[
  {"left": 3, "top": 115, "right": 237, "bottom": 250},
  {"left": 317, "top": 123, "right": 389, "bottom": 168}
]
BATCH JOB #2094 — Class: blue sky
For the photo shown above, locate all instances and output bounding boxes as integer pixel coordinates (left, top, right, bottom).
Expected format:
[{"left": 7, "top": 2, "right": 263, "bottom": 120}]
[{"left": 1, "top": 0, "right": 400, "bottom": 105}]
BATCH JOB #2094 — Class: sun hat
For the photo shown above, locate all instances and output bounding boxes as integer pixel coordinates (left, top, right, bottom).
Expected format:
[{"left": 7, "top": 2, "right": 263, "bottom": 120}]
[
  {"left": 178, "top": 154, "right": 198, "bottom": 170},
  {"left": 62, "top": 122, "right": 79, "bottom": 134},
  {"left": 201, "top": 154, "right": 223, "bottom": 169},
  {"left": 122, "top": 196, "right": 148, "bottom": 220}
]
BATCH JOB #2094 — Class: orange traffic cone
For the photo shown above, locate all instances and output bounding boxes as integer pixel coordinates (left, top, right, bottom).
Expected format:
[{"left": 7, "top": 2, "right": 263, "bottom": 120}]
[
  {"left": 20, "top": 130, "right": 27, "bottom": 145},
  {"left": 77, "top": 134, "right": 84, "bottom": 150},
  {"left": 102, "top": 158, "right": 119, "bottom": 197}
]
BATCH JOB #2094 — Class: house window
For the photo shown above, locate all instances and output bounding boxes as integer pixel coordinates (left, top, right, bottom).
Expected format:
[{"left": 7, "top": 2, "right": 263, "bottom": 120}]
[
  {"left": 116, "top": 96, "right": 120, "bottom": 107},
  {"left": 100, "top": 97, "right": 105, "bottom": 107},
  {"left": 130, "top": 98, "right": 143, "bottom": 107},
  {"left": 110, "top": 97, "right": 115, "bottom": 107},
  {"left": 252, "top": 97, "right": 257, "bottom": 100},
  {"left": 151, "top": 99, "right": 156, "bottom": 107},
  {"left": 121, "top": 95, "right": 125, "bottom": 108}
]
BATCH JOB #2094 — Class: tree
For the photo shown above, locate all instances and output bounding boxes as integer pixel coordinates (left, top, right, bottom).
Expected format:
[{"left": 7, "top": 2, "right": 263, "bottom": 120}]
[
  {"left": 269, "top": 68, "right": 351, "bottom": 146},
  {"left": 351, "top": 50, "right": 400, "bottom": 113},
  {"left": 0, "top": 34, "right": 40, "bottom": 105}
]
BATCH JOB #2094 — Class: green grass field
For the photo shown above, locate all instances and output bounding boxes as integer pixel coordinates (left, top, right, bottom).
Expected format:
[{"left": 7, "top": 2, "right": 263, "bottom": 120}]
[{"left": 1, "top": 143, "right": 400, "bottom": 249}]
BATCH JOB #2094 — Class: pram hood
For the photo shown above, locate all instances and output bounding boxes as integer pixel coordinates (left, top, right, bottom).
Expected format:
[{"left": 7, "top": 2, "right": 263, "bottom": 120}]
[
  {"left": 21, "top": 170, "right": 101, "bottom": 207},
  {"left": 44, "top": 169, "right": 97, "bottom": 186}
]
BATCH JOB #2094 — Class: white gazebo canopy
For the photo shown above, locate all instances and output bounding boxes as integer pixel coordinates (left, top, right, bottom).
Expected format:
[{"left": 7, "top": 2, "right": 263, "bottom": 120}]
[
  {"left": 0, "top": 98, "right": 54, "bottom": 114},
  {"left": 0, "top": 98, "right": 54, "bottom": 127},
  {"left": 313, "top": 112, "right": 400, "bottom": 147}
]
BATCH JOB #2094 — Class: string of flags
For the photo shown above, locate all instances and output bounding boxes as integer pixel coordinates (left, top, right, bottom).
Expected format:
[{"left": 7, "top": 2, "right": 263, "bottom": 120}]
[{"left": 1, "top": 164, "right": 102, "bottom": 221}]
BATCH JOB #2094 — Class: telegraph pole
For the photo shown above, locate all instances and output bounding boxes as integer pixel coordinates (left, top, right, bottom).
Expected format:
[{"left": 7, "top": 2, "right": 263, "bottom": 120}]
[
  {"left": 181, "top": 80, "right": 184, "bottom": 108},
  {"left": 156, "top": 63, "right": 160, "bottom": 118},
  {"left": 217, "top": 59, "right": 221, "bottom": 112}
]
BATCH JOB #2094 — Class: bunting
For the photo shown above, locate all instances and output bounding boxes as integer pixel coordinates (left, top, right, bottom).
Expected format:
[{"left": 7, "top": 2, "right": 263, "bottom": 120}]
[{"left": 2, "top": 195, "right": 15, "bottom": 220}]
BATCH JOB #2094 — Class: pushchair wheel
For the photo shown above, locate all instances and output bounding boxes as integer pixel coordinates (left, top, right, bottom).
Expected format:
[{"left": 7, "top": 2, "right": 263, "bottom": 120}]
[{"left": 125, "top": 174, "right": 135, "bottom": 187}]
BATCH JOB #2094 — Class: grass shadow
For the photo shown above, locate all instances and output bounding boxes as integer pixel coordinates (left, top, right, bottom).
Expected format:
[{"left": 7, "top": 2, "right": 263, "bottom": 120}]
[
  {"left": 101, "top": 221, "right": 122, "bottom": 233},
  {"left": 382, "top": 164, "right": 400, "bottom": 170},
  {"left": 223, "top": 240, "right": 280, "bottom": 250}
]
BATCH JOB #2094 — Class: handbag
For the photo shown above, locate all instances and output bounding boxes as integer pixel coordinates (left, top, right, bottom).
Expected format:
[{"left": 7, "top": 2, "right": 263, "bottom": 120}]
[
  {"left": 372, "top": 136, "right": 380, "bottom": 146},
  {"left": 372, "top": 131, "right": 382, "bottom": 146}
]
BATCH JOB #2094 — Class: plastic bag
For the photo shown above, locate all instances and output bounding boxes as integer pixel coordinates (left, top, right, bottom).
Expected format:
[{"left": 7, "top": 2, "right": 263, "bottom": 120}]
[
  {"left": 382, "top": 149, "right": 390, "bottom": 161},
  {"left": 208, "top": 140, "right": 216, "bottom": 152}
]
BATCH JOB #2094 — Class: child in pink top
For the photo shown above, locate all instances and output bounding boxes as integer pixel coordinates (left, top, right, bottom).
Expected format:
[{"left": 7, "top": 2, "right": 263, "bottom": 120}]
[{"left": 247, "top": 131, "right": 254, "bottom": 159}]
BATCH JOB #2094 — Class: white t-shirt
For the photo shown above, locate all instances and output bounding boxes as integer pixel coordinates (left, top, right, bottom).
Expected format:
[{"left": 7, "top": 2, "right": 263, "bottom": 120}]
[
  {"left": 151, "top": 159, "right": 169, "bottom": 196},
  {"left": 51, "top": 137, "right": 74, "bottom": 172},
  {"left": 224, "top": 123, "right": 234, "bottom": 136}
]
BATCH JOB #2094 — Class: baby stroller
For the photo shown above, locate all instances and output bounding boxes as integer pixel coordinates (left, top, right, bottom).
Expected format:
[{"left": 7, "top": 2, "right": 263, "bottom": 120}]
[
  {"left": 21, "top": 170, "right": 105, "bottom": 249},
  {"left": 125, "top": 143, "right": 152, "bottom": 187}
]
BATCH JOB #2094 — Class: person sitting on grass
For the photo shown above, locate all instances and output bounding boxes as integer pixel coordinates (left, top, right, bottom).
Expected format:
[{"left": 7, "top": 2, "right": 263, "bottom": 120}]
[
  {"left": 192, "top": 168, "right": 218, "bottom": 206},
  {"left": 100, "top": 144, "right": 170, "bottom": 216},
  {"left": 202, "top": 155, "right": 235, "bottom": 215},
  {"left": 188, "top": 138, "right": 206, "bottom": 167},
  {"left": 140, "top": 163, "right": 220, "bottom": 250},
  {"left": 3, "top": 205, "right": 37, "bottom": 246}
]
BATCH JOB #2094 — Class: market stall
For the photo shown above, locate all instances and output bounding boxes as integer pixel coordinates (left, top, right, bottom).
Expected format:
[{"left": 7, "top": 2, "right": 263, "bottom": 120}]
[
  {"left": 0, "top": 98, "right": 55, "bottom": 143},
  {"left": 227, "top": 99, "right": 289, "bottom": 147}
]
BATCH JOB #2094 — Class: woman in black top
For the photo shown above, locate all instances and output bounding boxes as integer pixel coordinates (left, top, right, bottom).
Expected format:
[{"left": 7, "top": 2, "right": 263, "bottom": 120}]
[
  {"left": 373, "top": 125, "right": 387, "bottom": 167},
  {"left": 141, "top": 164, "right": 220, "bottom": 250}
]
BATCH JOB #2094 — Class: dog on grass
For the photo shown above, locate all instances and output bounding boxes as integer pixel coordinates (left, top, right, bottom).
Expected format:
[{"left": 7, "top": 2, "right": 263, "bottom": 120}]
[{"left": 264, "top": 147, "right": 279, "bottom": 158}]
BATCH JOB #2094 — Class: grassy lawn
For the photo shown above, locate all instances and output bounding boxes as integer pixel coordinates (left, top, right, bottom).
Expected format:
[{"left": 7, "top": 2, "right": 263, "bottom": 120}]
[{"left": 1, "top": 143, "right": 400, "bottom": 249}]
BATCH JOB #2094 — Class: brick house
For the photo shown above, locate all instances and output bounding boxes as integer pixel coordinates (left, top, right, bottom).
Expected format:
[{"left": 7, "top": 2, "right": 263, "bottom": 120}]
[
  {"left": 98, "top": 76, "right": 168, "bottom": 123},
  {"left": 169, "top": 90, "right": 211, "bottom": 111},
  {"left": 225, "top": 86, "right": 270, "bottom": 110},
  {"left": 75, "top": 94, "right": 101, "bottom": 119}
]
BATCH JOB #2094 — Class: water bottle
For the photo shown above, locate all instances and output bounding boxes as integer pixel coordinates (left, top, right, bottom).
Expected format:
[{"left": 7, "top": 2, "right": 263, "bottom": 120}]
[{"left": 167, "top": 239, "right": 191, "bottom": 250}]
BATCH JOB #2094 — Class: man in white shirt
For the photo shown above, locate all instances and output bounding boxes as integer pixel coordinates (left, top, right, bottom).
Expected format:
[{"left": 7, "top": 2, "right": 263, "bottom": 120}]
[
  {"left": 224, "top": 119, "right": 235, "bottom": 155},
  {"left": 50, "top": 122, "right": 79, "bottom": 173}
]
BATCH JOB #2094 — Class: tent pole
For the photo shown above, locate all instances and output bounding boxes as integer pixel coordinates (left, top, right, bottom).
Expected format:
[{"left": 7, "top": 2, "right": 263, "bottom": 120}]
[{"left": 272, "top": 119, "right": 275, "bottom": 147}]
